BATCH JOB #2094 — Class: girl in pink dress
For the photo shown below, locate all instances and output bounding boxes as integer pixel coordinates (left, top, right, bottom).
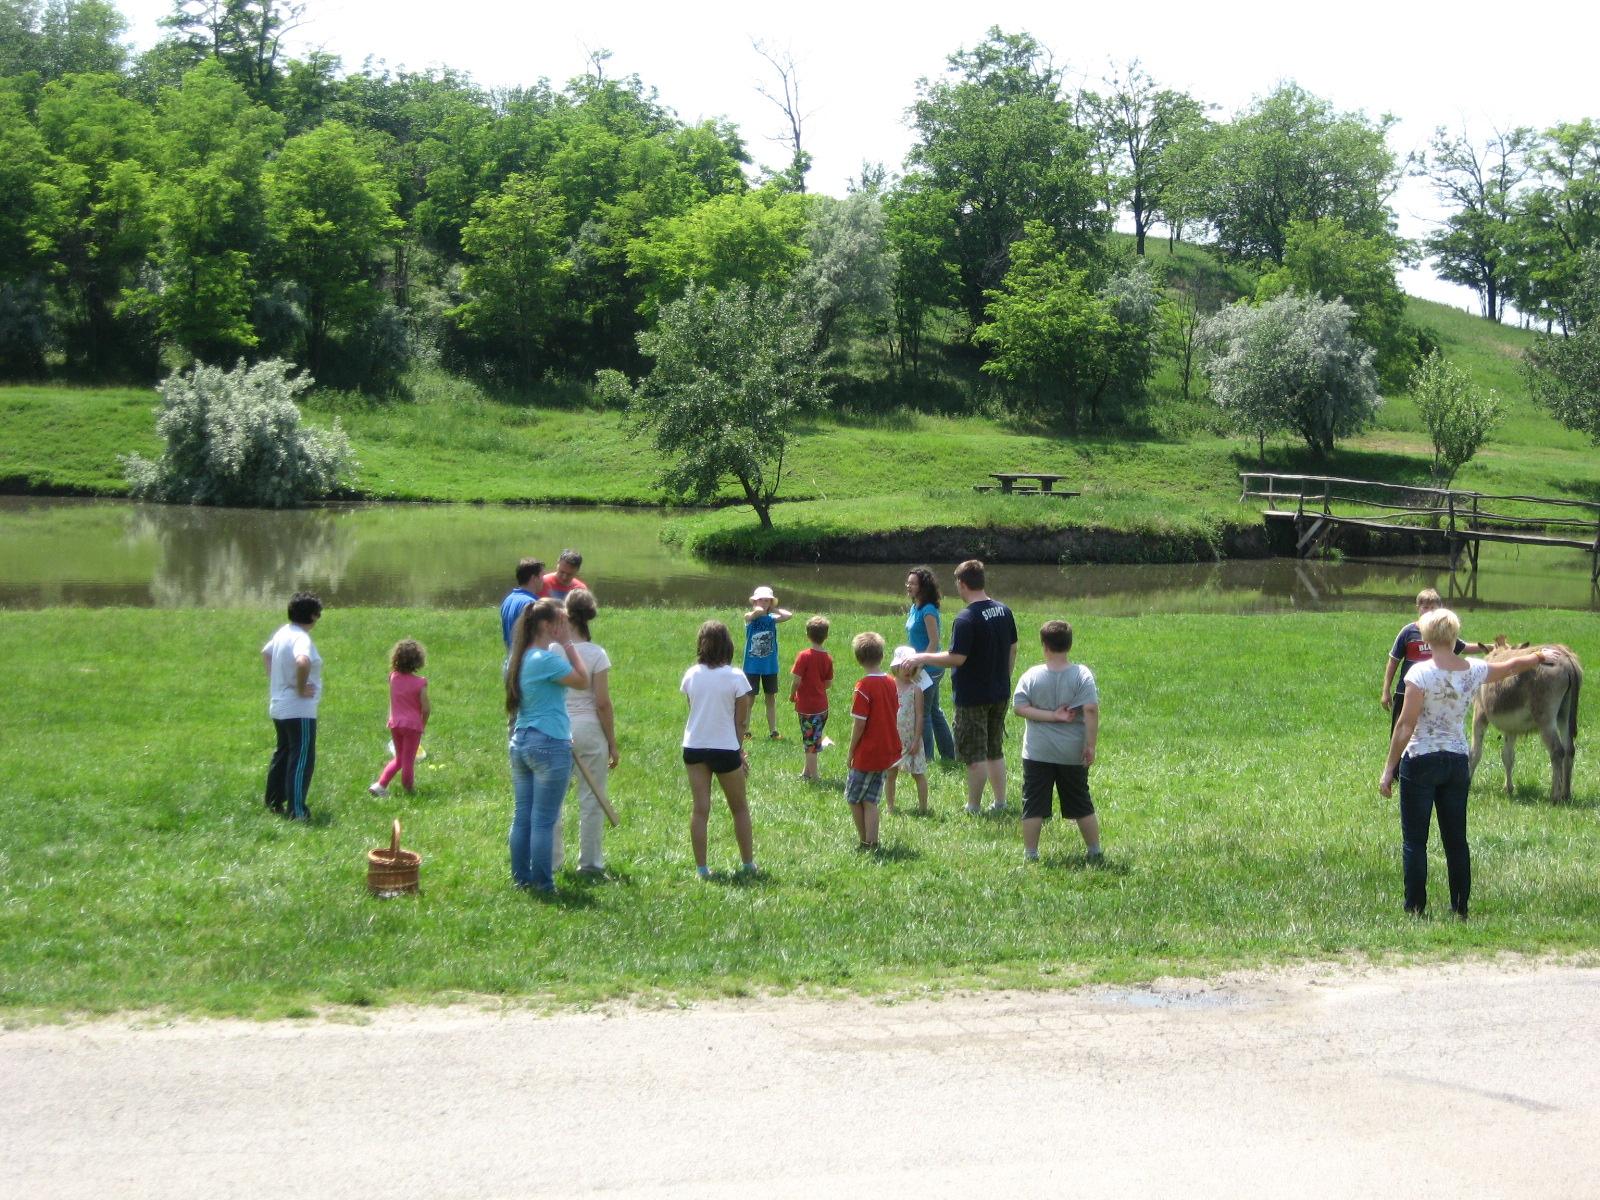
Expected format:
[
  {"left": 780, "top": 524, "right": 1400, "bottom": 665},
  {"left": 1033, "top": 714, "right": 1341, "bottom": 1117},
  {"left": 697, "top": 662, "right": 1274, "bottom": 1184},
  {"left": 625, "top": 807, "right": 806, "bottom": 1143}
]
[{"left": 370, "top": 639, "right": 430, "bottom": 796}]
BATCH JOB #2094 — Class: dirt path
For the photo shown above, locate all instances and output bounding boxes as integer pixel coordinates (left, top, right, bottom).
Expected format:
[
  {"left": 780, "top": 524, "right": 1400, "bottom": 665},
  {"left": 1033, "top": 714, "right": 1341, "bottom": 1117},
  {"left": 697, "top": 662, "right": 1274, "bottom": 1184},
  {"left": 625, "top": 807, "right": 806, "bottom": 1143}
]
[{"left": 5, "top": 960, "right": 1598, "bottom": 1199}]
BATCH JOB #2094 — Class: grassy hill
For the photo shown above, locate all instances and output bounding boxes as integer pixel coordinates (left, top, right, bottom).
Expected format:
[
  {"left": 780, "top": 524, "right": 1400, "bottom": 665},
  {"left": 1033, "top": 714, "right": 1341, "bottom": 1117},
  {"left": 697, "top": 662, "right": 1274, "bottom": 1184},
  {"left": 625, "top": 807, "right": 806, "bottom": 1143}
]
[{"left": 2, "top": 250, "right": 1593, "bottom": 561}]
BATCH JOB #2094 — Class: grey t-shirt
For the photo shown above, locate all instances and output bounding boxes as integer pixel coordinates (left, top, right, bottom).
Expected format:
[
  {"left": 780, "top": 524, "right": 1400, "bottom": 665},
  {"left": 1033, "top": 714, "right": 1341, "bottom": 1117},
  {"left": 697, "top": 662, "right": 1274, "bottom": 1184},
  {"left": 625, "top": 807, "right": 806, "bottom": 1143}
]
[{"left": 1014, "top": 663, "right": 1098, "bottom": 765}]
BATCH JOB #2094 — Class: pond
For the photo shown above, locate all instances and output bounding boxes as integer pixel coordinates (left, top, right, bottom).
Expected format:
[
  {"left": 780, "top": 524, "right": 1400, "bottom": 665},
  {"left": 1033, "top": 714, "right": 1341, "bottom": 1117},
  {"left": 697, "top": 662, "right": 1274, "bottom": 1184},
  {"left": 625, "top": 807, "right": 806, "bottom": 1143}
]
[{"left": 2, "top": 497, "right": 1596, "bottom": 617}]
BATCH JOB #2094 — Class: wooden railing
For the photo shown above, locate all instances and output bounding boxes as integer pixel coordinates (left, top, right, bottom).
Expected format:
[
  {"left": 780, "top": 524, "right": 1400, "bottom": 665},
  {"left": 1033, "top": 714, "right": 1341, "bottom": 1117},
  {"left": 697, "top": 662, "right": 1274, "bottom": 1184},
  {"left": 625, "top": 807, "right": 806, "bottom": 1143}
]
[{"left": 1238, "top": 473, "right": 1600, "bottom": 577}]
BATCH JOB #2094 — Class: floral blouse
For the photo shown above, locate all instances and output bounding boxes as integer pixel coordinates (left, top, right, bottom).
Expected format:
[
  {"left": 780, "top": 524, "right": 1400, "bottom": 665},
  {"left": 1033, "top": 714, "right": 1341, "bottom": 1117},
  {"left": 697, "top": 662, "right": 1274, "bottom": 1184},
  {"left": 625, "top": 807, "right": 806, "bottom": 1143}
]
[{"left": 1403, "top": 659, "right": 1489, "bottom": 757}]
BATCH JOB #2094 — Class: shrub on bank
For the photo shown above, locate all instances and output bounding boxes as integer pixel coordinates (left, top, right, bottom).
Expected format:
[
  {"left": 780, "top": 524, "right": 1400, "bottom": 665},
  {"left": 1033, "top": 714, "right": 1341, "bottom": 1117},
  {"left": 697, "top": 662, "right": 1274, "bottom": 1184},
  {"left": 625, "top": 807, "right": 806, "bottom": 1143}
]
[{"left": 122, "top": 360, "right": 357, "bottom": 508}]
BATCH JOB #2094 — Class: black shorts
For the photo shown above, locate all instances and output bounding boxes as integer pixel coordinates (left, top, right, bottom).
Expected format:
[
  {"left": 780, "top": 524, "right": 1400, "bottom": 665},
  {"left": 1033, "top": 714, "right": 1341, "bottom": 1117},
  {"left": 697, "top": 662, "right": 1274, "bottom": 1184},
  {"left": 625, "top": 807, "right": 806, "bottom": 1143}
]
[
  {"left": 683, "top": 747, "right": 743, "bottom": 775},
  {"left": 745, "top": 671, "right": 778, "bottom": 695},
  {"left": 1021, "top": 759, "right": 1094, "bottom": 820}
]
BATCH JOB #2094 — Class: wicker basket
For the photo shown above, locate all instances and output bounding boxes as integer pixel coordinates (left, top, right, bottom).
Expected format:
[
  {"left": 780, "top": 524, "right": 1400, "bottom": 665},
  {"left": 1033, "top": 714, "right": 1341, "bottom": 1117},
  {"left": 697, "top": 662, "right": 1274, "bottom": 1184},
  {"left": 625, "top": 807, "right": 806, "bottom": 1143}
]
[{"left": 367, "top": 819, "right": 421, "bottom": 897}]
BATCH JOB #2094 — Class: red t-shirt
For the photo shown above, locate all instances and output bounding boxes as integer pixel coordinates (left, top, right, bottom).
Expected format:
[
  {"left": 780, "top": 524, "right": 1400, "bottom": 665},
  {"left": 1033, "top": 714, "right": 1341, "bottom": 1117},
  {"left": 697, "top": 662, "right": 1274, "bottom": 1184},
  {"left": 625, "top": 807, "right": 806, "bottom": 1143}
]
[
  {"left": 850, "top": 673, "right": 901, "bottom": 772},
  {"left": 541, "top": 571, "right": 588, "bottom": 600},
  {"left": 790, "top": 647, "right": 833, "bottom": 713}
]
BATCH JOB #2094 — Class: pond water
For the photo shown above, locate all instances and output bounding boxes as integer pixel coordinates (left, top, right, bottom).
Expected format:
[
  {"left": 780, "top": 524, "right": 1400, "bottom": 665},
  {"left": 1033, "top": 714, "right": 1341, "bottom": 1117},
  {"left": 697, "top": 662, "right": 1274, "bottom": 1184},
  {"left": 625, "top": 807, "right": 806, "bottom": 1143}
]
[{"left": 1, "top": 497, "right": 1596, "bottom": 617}]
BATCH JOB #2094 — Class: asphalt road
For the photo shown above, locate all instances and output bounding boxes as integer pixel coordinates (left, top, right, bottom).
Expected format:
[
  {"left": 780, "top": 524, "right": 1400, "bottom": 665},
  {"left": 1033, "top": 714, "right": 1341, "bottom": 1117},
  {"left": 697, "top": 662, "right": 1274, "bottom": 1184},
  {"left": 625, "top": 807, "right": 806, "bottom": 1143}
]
[{"left": 5, "top": 961, "right": 1598, "bottom": 1199}]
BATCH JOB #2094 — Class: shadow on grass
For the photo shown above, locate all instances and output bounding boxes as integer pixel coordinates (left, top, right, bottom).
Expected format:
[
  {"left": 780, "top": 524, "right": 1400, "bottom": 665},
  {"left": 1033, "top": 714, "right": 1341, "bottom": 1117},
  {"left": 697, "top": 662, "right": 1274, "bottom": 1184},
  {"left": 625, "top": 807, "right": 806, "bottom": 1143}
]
[
  {"left": 868, "top": 844, "right": 923, "bottom": 864},
  {"left": 1040, "top": 853, "right": 1130, "bottom": 875}
]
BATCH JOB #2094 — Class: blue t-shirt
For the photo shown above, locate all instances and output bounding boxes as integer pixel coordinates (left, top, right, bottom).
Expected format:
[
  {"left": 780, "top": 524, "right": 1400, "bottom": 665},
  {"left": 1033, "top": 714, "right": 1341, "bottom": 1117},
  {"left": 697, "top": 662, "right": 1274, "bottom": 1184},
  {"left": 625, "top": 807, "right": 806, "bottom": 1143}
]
[
  {"left": 949, "top": 598, "right": 1018, "bottom": 707},
  {"left": 906, "top": 601, "right": 945, "bottom": 680},
  {"left": 515, "top": 646, "right": 575, "bottom": 739},
  {"left": 499, "top": 587, "right": 540, "bottom": 650},
  {"left": 744, "top": 613, "right": 779, "bottom": 675}
]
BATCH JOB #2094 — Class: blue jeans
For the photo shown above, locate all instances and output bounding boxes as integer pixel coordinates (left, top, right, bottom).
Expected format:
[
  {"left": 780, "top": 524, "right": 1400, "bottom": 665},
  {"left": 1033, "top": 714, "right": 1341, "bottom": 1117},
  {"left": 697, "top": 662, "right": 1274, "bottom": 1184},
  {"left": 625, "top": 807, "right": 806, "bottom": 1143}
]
[
  {"left": 1398, "top": 750, "right": 1471, "bottom": 916},
  {"left": 509, "top": 727, "right": 573, "bottom": 892},
  {"left": 921, "top": 669, "right": 956, "bottom": 763}
]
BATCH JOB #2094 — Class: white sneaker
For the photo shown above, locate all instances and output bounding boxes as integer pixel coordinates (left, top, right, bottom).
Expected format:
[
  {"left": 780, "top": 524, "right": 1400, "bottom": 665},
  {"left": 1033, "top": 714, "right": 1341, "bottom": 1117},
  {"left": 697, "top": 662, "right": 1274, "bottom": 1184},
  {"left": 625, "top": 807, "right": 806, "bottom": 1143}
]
[{"left": 368, "top": 783, "right": 388, "bottom": 797}]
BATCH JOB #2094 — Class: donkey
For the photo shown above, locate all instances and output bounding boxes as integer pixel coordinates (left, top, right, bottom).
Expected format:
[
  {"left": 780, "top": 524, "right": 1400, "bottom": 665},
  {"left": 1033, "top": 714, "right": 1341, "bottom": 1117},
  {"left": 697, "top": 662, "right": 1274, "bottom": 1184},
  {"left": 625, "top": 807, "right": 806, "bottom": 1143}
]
[{"left": 1469, "top": 637, "right": 1583, "bottom": 804}]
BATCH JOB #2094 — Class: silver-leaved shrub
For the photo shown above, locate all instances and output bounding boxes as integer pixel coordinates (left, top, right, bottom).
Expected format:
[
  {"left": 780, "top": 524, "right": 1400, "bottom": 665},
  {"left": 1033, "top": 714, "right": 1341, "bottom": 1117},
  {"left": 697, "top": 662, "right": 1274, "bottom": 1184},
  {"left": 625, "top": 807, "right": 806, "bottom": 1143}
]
[{"left": 122, "top": 360, "right": 357, "bottom": 508}]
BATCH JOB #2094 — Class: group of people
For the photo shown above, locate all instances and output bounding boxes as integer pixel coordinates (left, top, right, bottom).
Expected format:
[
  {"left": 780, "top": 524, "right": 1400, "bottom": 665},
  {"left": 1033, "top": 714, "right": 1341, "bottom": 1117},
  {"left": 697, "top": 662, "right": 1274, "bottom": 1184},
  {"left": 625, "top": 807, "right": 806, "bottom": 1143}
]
[{"left": 259, "top": 560, "right": 1558, "bottom": 914}]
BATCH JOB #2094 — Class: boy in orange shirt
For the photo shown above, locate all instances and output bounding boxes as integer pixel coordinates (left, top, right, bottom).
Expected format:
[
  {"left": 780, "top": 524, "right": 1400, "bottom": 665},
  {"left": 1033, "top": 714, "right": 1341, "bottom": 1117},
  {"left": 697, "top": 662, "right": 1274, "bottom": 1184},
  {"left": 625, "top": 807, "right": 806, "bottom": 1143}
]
[
  {"left": 845, "top": 631, "right": 900, "bottom": 850},
  {"left": 788, "top": 616, "right": 834, "bottom": 781}
]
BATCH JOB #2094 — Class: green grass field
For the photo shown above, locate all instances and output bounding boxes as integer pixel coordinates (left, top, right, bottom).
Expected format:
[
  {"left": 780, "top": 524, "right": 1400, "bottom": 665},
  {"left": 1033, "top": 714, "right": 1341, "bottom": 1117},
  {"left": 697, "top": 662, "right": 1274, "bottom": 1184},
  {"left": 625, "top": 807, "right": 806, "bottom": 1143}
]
[{"left": 3, "top": 606, "right": 1596, "bottom": 1019}]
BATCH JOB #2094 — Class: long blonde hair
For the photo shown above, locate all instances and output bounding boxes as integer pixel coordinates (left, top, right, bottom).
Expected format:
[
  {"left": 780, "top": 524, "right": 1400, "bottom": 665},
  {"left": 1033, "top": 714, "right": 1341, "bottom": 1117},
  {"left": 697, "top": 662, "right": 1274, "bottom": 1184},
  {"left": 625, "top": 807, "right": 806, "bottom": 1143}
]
[{"left": 505, "top": 599, "right": 565, "bottom": 715}]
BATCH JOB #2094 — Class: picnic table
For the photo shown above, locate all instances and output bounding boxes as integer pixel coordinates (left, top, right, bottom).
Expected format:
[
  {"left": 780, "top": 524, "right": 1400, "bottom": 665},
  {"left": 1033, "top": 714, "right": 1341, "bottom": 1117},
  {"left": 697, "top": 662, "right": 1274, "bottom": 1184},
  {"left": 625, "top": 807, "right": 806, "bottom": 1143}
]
[{"left": 974, "top": 473, "right": 1081, "bottom": 496}]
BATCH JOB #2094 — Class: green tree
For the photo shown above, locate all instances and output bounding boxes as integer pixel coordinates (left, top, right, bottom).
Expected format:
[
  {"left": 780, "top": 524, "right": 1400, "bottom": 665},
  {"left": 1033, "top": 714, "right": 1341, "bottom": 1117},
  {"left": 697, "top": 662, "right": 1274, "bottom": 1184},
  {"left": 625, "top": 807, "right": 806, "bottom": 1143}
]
[
  {"left": 791, "top": 187, "right": 893, "bottom": 352},
  {"left": 902, "top": 28, "right": 1104, "bottom": 326},
  {"left": 882, "top": 184, "right": 957, "bottom": 377},
  {"left": 1415, "top": 124, "right": 1534, "bottom": 323},
  {"left": 625, "top": 187, "right": 810, "bottom": 314},
  {"left": 1203, "top": 83, "right": 1398, "bottom": 264},
  {"left": 1255, "top": 218, "right": 1417, "bottom": 390},
  {"left": 597, "top": 282, "right": 827, "bottom": 528},
  {"left": 1524, "top": 246, "right": 1600, "bottom": 440},
  {"left": 1081, "top": 61, "right": 1208, "bottom": 255},
  {"left": 1509, "top": 121, "right": 1600, "bottom": 329},
  {"left": 264, "top": 119, "right": 401, "bottom": 377},
  {"left": 450, "top": 172, "right": 572, "bottom": 383},
  {"left": 1202, "top": 292, "right": 1380, "bottom": 458},
  {"left": 158, "top": 0, "right": 305, "bottom": 106},
  {"left": 29, "top": 72, "right": 157, "bottom": 376},
  {"left": 974, "top": 222, "right": 1120, "bottom": 428},
  {"left": 1409, "top": 350, "right": 1502, "bottom": 487},
  {"left": 131, "top": 60, "right": 284, "bottom": 362}
]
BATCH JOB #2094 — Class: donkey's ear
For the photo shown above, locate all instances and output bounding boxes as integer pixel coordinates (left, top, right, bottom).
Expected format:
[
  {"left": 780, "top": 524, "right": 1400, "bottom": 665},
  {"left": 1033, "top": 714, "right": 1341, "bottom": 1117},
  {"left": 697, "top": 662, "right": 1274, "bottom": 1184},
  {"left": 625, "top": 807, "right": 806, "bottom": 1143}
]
[{"left": 1516, "top": 642, "right": 1531, "bottom": 650}]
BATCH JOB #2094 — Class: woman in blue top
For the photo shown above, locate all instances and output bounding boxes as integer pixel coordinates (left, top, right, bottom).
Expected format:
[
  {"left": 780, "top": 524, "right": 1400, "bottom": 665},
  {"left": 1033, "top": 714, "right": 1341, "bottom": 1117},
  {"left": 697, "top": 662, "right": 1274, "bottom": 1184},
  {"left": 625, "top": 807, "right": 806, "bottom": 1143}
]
[
  {"left": 504, "top": 598, "right": 589, "bottom": 893},
  {"left": 905, "top": 567, "right": 956, "bottom": 763}
]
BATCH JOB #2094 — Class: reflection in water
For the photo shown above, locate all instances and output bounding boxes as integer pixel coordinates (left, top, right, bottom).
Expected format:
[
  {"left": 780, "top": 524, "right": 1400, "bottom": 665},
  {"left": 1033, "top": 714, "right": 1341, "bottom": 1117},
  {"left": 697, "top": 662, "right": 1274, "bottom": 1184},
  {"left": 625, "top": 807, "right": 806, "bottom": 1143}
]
[
  {"left": 127, "top": 505, "right": 357, "bottom": 609},
  {"left": 1, "top": 497, "right": 1596, "bottom": 616}
]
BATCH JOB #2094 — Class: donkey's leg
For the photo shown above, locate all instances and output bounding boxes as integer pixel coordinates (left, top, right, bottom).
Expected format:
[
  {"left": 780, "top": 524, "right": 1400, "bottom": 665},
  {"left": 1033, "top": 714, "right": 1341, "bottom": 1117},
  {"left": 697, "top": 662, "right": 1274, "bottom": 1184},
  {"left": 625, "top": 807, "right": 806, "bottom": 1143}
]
[
  {"left": 1500, "top": 732, "right": 1517, "bottom": 796},
  {"left": 1546, "top": 695, "right": 1574, "bottom": 804},
  {"left": 1469, "top": 705, "right": 1488, "bottom": 784}
]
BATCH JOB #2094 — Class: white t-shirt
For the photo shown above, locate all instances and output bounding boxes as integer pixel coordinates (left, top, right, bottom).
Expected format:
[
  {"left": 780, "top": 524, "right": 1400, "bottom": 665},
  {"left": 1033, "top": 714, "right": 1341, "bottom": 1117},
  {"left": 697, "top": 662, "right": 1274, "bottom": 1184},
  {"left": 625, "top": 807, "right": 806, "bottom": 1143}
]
[
  {"left": 263, "top": 623, "right": 321, "bottom": 720},
  {"left": 1403, "top": 659, "right": 1489, "bottom": 758},
  {"left": 680, "top": 664, "right": 752, "bottom": 751},
  {"left": 565, "top": 641, "right": 612, "bottom": 724}
]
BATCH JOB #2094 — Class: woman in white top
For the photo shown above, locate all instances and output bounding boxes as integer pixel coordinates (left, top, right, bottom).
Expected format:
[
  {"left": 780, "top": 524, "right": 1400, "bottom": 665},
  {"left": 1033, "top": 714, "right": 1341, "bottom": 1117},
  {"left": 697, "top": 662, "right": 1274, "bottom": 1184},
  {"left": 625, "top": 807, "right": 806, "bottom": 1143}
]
[
  {"left": 559, "top": 589, "right": 618, "bottom": 876},
  {"left": 1379, "top": 607, "right": 1555, "bottom": 916},
  {"left": 680, "top": 620, "right": 757, "bottom": 879}
]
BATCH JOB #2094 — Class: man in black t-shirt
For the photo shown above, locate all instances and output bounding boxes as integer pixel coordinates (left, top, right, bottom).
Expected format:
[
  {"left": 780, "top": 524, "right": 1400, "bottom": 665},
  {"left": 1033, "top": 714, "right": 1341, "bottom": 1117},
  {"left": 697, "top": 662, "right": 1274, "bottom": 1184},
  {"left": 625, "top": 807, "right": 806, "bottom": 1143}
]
[{"left": 911, "top": 559, "right": 1018, "bottom": 814}]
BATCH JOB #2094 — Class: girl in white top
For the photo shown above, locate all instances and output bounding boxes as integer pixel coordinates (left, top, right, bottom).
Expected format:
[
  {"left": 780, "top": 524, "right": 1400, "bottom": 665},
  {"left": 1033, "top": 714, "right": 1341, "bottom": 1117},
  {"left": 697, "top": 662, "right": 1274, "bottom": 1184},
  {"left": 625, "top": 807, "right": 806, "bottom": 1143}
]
[
  {"left": 679, "top": 620, "right": 757, "bottom": 879},
  {"left": 1379, "top": 607, "right": 1555, "bottom": 916},
  {"left": 558, "top": 589, "right": 617, "bottom": 876}
]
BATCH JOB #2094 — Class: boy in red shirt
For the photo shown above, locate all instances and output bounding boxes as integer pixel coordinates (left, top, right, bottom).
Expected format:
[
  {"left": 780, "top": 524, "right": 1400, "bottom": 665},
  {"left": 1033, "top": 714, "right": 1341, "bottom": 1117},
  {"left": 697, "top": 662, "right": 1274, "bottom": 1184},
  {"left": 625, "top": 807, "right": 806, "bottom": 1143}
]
[
  {"left": 788, "top": 616, "right": 834, "bottom": 782},
  {"left": 846, "top": 631, "right": 900, "bottom": 850}
]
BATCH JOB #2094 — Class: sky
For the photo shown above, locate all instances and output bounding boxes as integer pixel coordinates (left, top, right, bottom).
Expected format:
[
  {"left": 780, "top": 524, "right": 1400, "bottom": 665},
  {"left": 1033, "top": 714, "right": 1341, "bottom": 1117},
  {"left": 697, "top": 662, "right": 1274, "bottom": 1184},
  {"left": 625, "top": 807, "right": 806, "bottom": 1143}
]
[{"left": 115, "top": 0, "right": 1597, "bottom": 312}]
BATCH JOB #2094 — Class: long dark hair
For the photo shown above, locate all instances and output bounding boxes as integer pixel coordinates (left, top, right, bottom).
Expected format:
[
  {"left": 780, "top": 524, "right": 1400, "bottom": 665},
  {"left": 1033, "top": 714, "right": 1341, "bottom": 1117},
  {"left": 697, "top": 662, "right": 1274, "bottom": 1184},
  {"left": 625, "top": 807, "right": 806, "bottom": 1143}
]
[
  {"left": 908, "top": 567, "right": 940, "bottom": 609},
  {"left": 505, "top": 599, "right": 565, "bottom": 715}
]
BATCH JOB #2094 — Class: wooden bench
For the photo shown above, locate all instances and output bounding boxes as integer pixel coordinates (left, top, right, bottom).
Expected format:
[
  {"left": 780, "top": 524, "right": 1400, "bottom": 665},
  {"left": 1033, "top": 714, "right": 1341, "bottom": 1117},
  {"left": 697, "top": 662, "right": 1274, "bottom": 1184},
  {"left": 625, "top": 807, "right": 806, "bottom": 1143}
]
[{"left": 988, "top": 473, "right": 1077, "bottom": 495}]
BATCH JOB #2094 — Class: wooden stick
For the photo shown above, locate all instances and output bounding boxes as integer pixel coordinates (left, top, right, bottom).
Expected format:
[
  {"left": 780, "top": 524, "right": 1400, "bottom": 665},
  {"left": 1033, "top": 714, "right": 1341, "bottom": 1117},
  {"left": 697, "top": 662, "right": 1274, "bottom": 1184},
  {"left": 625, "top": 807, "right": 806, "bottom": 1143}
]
[{"left": 570, "top": 751, "right": 619, "bottom": 827}]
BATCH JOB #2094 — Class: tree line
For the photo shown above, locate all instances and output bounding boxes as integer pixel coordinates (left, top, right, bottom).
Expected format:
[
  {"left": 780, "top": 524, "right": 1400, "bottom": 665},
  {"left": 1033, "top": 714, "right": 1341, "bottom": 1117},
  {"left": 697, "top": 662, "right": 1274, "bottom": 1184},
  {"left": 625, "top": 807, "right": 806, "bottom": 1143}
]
[{"left": 2, "top": 6, "right": 1598, "bottom": 458}]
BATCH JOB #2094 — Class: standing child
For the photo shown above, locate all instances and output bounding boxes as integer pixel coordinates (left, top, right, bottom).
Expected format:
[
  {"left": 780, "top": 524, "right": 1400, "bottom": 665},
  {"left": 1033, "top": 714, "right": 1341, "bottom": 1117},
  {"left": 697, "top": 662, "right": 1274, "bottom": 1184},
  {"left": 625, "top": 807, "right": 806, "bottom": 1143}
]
[
  {"left": 370, "top": 639, "right": 429, "bottom": 797},
  {"left": 681, "top": 620, "right": 758, "bottom": 878},
  {"left": 742, "top": 585, "right": 794, "bottom": 740},
  {"left": 886, "top": 646, "right": 933, "bottom": 813},
  {"left": 1382, "top": 588, "right": 1487, "bottom": 733},
  {"left": 845, "top": 631, "right": 900, "bottom": 850},
  {"left": 789, "top": 616, "right": 834, "bottom": 781},
  {"left": 1013, "top": 620, "right": 1100, "bottom": 862}
]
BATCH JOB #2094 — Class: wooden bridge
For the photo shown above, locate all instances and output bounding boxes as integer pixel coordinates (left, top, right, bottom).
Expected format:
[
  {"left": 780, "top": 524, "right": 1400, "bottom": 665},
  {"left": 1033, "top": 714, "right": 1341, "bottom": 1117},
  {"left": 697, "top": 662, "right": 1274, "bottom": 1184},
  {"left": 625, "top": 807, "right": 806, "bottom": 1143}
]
[{"left": 1240, "top": 472, "right": 1600, "bottom": 581}]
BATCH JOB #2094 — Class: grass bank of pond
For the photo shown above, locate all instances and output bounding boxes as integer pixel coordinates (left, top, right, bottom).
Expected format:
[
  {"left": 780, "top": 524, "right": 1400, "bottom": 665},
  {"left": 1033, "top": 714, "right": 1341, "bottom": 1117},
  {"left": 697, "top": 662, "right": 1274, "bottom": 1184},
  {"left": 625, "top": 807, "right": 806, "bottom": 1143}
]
[{"left": 3, "top": 606, "right": 1597, "bottom": 1017}]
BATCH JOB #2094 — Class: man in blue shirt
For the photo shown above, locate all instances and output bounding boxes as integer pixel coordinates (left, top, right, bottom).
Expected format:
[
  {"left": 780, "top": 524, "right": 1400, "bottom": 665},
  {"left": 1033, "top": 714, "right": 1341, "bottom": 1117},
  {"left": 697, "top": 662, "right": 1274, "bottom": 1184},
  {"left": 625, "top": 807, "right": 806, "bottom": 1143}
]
[
  {"left": 500, "top": 558, "right": 545, "bottom": 650},
  {"left": 911, "top": 559, "right": 1018, "bottom": 814}
]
